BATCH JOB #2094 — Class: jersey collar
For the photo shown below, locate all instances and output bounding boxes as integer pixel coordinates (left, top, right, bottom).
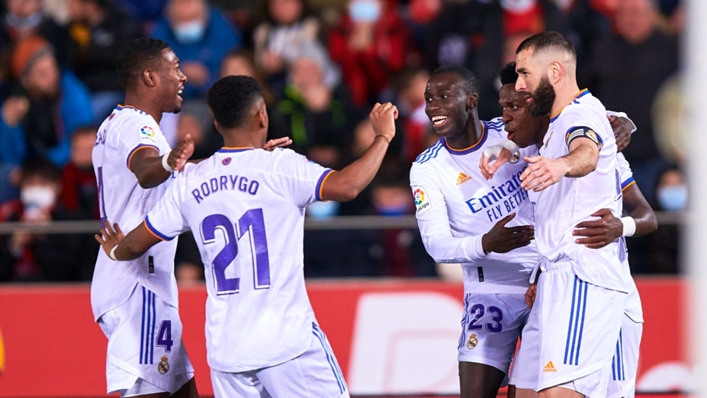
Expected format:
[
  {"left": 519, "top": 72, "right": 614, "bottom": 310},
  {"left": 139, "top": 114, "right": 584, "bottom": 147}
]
[
  {"left": 218, "top": 146, "right": 255, "bottom": 153},
  {"left": 442, "top": 121, "right": 487, "bottom": 155},
  {"left": 549, "top": 89, "right": 590, "bottom": 123}
]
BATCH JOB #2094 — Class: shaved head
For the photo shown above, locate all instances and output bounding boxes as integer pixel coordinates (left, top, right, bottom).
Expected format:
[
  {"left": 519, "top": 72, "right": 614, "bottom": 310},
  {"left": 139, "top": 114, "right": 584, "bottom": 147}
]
[{"left": 516, "top": 31, "right": 577, "bottom": 71}]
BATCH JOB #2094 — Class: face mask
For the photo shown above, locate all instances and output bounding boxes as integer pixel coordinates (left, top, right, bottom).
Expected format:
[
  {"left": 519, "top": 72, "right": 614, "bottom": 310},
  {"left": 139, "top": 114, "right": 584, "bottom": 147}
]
[
  {"left": 174, "top": 20, "right": 205, "bottom": 44},
  {"left": 307, "top": 201, "right": 340, "bottom": 219},
  {"left": 21, "top": 186, "right": 56, "bottom": 216},
  {"left": 6, "top": 12, "right": 42, "bottom": 31},
  {"left": 658, "top": 185, "right": 687, "bottom": 212},
  {"left": 375, "top": 204, "right": 409, "bottom": 217},
  {"left": 348, "top": 0, "right": 381, "bottom": 23}
]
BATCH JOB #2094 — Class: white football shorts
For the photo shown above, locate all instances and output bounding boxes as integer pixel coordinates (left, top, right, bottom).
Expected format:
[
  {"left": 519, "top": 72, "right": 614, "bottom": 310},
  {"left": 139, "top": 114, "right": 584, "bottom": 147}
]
[
  {"left": 509, "top": 262, "right": 626, "bottom": 396},
  {"left": 211, "top": 323, "right": 348, "bottom": 398},
  {"left": 457, "top": 292, "right": 530, "bottom": 375},
  {"left": 607, "top": 314, "right": 643, "bottom": 398},
  {"left": 98, "top": 284, "right": 194, "bottom": 395}
]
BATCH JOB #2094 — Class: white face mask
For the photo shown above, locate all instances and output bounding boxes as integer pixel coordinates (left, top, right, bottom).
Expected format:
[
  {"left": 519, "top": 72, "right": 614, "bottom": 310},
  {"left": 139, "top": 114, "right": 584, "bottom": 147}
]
[
  {"left": 21, "top": 186, "right": 56, "bottom": 211},
  {"left": 174, "top": 20, "right": 206, "bottom": 44}
]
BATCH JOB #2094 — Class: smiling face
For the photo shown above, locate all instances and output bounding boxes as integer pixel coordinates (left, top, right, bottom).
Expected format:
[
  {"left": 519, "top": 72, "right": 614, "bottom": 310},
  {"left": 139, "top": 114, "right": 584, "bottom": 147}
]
[
  {"left": 424, "top": 73, "right": 474, "bottom": 138},
  {"left": 498, "top": 83, "right": 547, "bottom": 148},
  {"left": 156, "top": 49, "right": 187, "bottom": 113}
]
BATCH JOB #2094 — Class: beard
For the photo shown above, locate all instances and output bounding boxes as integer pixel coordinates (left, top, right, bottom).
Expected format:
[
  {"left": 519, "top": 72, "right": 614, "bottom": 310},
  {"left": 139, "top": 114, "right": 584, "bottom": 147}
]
[{"left": 528, "top": 76, "right": 556, "bottom": 118}]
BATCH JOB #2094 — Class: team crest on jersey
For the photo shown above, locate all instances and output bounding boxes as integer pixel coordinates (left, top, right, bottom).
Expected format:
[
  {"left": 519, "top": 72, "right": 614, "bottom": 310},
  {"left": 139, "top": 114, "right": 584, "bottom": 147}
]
[
  {"left": 467, "top": 333, "right": 478, "bottom": 349},
  {"left": 412, "top": 186, "right": 431, "bottom": 214},
  {"left": 510, "top": 152, "right": 520, "bottom": 164},
  {"left": 158, "top": 355, "right": 170, "bottom": 374},
  {"left": 456, "top": 172, "right": 472, "bottom": 186},
  {"left": 140, "top": 125, "right": 157, "bottom": 143}
]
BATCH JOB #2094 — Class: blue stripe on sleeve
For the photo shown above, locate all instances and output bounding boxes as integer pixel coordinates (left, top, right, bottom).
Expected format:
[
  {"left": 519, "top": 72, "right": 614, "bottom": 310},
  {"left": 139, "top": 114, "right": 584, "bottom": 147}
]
[
  {"left": 314, "top": 169, "right": 335, "bottom": 201},
  {"left": 145, "top": 216, "right": 175, "bottom": 241},
  {"left": 140, "top": 287, "right": 146, "bottom": 364},
  {"left": 125, "top": 144, "right": 159, "bottom": 169}
]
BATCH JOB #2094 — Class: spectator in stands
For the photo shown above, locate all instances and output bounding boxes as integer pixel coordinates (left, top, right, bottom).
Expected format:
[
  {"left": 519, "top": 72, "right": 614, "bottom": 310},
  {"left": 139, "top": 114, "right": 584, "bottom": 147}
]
[
  {"left": 270, "top": 42, "right": 359, "bottom": 168},
  {"left": 393, "top": 68, "right": 430, "bottom": 163},
  {"left": 151, "top": 0, "right": 242, "bottom": 99},
  {"left": 220, "top": 49, "right": 275, "bottom": 105},
  {"left": 2, "top": 36, "right": 94, "bottom": 167},
  {"left": 66, "top": 0, "right": 142, "bottom": 119},
  {"left": 0, "top": 94, "right": 27, "bottom": 203},
  {"left": 369, "top": 170, "right": 436, "bottom": 277},
  {"left": 328, "top": 0, "right": 412, "bottom": 107},
  {"left": 118, "top": 0, "right": 169, "bottom": 26},
  {"left": 253, "top": 0, "right": 320, "bottom": 89},
  {"left": 587, "top": 0, "right": 678, "bottom": 204},
  {"left": 0, "top": 157, "right": 96, "bottom": 282},
  {"left": 60, "top": 125, "right": 97, "bottom": 219},
  {"left": 0, "top": 0, "right": 73, "bottom": 70}
]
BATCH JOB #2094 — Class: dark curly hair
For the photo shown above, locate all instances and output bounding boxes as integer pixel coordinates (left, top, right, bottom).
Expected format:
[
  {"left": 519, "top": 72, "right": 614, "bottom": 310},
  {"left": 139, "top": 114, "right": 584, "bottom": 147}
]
[
  {"left": 431, "top": 66, "right": 479, "bottom": 94},
  {"left": 500, "top": 62, "right": 518, "bottom": 85},
  {"left": 117, "top": 38, "right": 169, "bottom": 89},
  {"left": 207, "top": 76, "right": 263, "bottom": 129}
]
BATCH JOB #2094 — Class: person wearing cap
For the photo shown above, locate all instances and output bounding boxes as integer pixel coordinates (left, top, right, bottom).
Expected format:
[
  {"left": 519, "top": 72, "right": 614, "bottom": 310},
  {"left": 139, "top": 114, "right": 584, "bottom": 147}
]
[{"left": 1, "top": 35, "right": 94, "bottom": 168}]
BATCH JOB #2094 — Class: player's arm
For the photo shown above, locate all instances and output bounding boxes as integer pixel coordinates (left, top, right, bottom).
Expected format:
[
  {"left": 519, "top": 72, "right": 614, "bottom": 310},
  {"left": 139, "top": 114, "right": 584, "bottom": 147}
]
[
  {"left": 130, "top": 135, "right": 194, "bottom": 189},
  {"left": 573, "top": 184, "right": 658, "bottom": 248},
  {"left": 520, "top": 128, "right": 600, "bottom": 192},
  {"left": 94, "top": 221, "right": 161, "bottom": 261},
  {"left": 320, "top": 103, "right": 397, "bottom": 202},
  {"left": 411, "top": 169, "right": 533, "bottom": 263},
  {"left": 606, "top": 111, "right": 636, "bottom": 152}
]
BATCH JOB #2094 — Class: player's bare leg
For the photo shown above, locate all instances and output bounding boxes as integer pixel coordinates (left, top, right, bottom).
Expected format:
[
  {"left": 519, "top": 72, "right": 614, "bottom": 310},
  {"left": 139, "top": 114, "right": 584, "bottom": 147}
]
[
  {"left": 539, "top": 386, "right": 583, "bottom": 398},
  {"left": 459, "top": 362, "right": 506, "bottom": 398},
  {"left": 514, "top": 387, "right": 538, "bottom": 398}
]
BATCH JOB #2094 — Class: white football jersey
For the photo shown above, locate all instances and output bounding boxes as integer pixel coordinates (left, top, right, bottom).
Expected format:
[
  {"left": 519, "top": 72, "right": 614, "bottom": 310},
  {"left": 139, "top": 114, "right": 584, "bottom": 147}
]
[
  {"left": 91, "top": 105, "right": 179, "bottom": 321},
  {"left": 410, "top": 119, "right": 537, "bottom": 294},
  {"left": 144, "top": 147, "right": 334, "bottom": 372},
  {"left": 616, "top": 152, "right": 643, "bottom": 322},
  {"left": 532, "top": 90, "right": 627, "bottom": 292}
]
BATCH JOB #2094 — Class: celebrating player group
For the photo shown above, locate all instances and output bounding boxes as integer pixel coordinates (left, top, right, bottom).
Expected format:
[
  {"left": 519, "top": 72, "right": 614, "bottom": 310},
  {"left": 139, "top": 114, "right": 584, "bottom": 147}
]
[{"left": 93, "top": 31, "right": 654, "bottom": 398}]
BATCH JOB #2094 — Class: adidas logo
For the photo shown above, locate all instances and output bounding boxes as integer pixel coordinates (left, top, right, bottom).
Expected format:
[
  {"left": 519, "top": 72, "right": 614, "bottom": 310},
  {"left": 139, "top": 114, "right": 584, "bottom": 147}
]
[
  {"left": 456, "top": 172, "right": 472, "bottom": 186},
  {"left": 543, "top": 361, "right": 557, "bottom": 373}
]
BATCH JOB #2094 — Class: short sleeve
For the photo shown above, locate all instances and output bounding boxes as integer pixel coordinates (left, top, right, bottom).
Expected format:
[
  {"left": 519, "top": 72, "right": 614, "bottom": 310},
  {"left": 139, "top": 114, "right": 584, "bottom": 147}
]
[
  {"left": 561, "top": 107, "right": 607, "bottom": 149},
  {"left": 117, "top": 117, "right": 163, "bottom": 169},
  {"left": 616, "top": 152, "right": 635, "bottom": 191},
  {"left": 275, "top": 149, "right": 335, "bottom": 208},
  {"left": 144, "top": 173, "right": 189, "bottom": 241}
]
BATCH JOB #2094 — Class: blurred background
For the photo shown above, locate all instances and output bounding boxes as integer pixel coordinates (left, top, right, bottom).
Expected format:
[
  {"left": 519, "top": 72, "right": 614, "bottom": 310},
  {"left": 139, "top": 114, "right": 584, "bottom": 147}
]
[{"left": 0, "top": 0, "right": 689, "bottom": 396}]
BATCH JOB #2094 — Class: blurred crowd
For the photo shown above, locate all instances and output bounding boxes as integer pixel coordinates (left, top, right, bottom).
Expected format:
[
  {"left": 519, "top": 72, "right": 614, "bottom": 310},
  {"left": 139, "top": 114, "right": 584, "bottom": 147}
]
[{"left": 0, "top": 0, "right": 686, "bottom": 283}]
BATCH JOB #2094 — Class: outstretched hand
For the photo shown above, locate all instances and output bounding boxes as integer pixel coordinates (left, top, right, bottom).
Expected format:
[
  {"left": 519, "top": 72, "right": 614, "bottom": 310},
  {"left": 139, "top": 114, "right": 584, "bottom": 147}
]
[
  {"left": 519, "top": 156, "right": 568, "bottom": 192},
  {"left": 369, "top": 102, "right": 398, "bottom": 143},
  {"left": 481, "top": 213, "right": 534, "bottom": 254},
  {"left": 168, "top": 134, "right": 195, "bottom": 171},
  {"left": 573, "top": 208, "right": 622, "bottom": 249},
  {"left": 264, "top": 137, "right": 293, "bottom": 151},
  {"left": 94, "top": 220, "right": 124, "bottom": 260},
  {"left": 479, "top": 146, "right": 513, "bottom": 180}
]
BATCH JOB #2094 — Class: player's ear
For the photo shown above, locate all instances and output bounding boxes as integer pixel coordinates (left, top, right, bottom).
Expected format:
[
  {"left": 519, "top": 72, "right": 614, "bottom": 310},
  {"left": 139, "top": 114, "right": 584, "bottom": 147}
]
[
  {"left": 549, "top": 61, "right": 563, "bottom": 83},
  {"left": 142, "top": 67, "right": 157, "bottom": 88},
  {"left": 466, "top": 93, "right": 479, "bottom": 112},
  {"left": 257, "top": 109, "right": 268, "bottom": 130}
]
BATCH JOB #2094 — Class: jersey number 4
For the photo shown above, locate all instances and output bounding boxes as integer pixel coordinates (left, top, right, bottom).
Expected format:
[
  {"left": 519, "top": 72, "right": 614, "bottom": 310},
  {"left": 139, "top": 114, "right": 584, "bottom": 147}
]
[{"left": 200, "top": 209, "right": 271, "bottom": 295}]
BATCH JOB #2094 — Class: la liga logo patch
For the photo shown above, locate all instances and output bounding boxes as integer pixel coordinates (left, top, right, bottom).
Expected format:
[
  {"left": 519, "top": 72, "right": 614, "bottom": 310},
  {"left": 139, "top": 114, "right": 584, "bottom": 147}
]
[
  {"left": 412, "top": 186, "right": 431, "bottom": 213},
  {"left": 140, "top": 125, "right": 156, "bottom": 142}
]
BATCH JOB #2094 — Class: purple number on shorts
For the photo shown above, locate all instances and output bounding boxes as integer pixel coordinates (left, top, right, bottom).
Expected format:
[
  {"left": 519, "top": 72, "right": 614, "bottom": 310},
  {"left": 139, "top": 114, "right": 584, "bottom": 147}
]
[
  {"left": 486, "top": 306, "right": 503, "bottom": 333},
  {"left": 202, "top": 214, "right": 240, "bottom": 294},
  {"left": 468, "top": 304, "right": 485, "bottom": 330},
  {"left": 467, "top": 304, "right": 504, "bottom": 333},
  {"left": 201, "top": 209, "right": 271, "bottom": 295},
  {"left": 156, "top": 320, "right": 173, "bottom": 352},
  {"left": 96, "top": 166, "right": 107, "bottom": 227}
]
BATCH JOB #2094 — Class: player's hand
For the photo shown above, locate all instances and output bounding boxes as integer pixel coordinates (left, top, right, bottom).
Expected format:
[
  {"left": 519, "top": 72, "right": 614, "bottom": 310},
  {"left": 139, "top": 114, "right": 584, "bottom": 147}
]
[
  {"left": 168, "top": 134, "right": 194, "bottom": 172},
  {"left": 94, "top": 220, "right": 125, "bottom": 259},
  {"left": 369, "top": 102, "right": 398, "bottom": 143},
  {"left": 479, "top": 146, "right": 513, "bottom": 180},
  {"left": 525, "top": 283, "right": 537, "bottom": 308},
  {"left": 609, "top": 116, "right": 632, "bottom": 152},
  {"left": 573, "top": 208, "right": 622, "bottom": 249},
  {"left": 263, "top": 136, "right": 292, "bottom": 151},
  {"left": 520, "top": 156, "right": 569, "bottom": 192},
  {"left": 481, "top": 213, "right": 534, "bottom": 254}
]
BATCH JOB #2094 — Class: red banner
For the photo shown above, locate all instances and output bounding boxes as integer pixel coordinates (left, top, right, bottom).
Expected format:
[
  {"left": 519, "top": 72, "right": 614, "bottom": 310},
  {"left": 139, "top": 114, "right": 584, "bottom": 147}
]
[{"left": 0, "top": 278, "right": 689, "bottom": 396}]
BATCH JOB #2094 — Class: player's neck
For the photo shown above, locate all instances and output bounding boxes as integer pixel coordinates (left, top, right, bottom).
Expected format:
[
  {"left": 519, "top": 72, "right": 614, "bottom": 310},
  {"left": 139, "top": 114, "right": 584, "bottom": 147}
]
[
  {"left": 123, "top": 92, "right": 162, "bottom": 124},
  {"left": 550, "top": 80, "right": 581, "bottom": 117},
  {"left": 222, "top": 129, "right": 262, "bottom": 149},
  {"left": 446, "top": 113, "right": 482, "bottom": 149}
]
